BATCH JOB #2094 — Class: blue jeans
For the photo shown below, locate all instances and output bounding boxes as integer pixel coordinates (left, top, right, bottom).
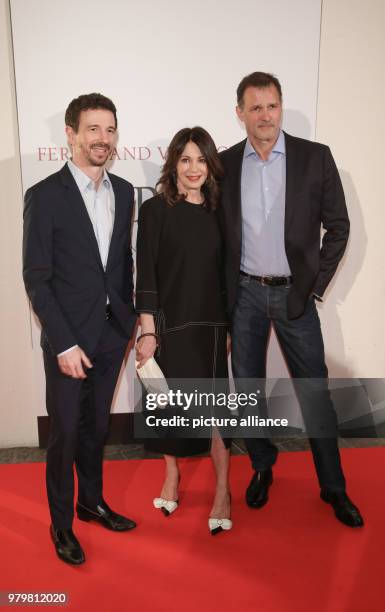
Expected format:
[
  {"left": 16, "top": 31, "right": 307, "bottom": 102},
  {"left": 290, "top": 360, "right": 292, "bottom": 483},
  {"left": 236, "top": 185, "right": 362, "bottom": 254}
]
[{"left": 231, "top": 275, "right": 345, "bottom": 491}]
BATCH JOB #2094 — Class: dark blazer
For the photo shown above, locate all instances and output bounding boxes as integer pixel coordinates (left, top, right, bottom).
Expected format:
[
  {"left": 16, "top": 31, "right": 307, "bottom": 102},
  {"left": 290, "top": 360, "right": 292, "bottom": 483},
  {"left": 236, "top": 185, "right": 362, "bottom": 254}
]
[
  {"left": 219, "top": 132, "right": 350, "bottom": 319},
  {"left": 23, "top": 163, "right": 137, "bottom": 356}
]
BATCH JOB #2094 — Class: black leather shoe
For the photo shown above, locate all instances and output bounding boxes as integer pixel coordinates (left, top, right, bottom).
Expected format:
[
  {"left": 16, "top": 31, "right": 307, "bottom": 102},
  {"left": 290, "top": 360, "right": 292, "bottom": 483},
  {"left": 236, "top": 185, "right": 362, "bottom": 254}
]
[
  {"left": 320, "top": 490, "right": 364, "bottom": 527},
  {"left": 50, "top": 525, "right": 85, "bottom": 565},
  {"left": 76, "top": 501, "right": 137, "bottom": 531},
  {"left": 246, "top": 468, "right": 273, "bottom": 508}
]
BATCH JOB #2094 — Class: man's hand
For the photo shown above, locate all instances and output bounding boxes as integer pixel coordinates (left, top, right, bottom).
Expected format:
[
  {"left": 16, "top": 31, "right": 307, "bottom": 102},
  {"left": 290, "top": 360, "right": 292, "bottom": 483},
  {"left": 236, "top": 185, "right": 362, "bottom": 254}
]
[
  {"left": 136, "top": 336, "right": 157, "bottom": 369},
  {"left": 57, "top": 347, "right": 93, "bottom": 379}
]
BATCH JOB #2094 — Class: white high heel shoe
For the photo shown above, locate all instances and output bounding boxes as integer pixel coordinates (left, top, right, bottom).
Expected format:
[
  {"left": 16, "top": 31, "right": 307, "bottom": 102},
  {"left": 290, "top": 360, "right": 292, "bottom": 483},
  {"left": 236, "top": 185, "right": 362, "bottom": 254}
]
[
  {"left": 153, "top": 498, "right": 178, "bottom": 517},
  {"left": 208, "top": 517, "right": 233, "bottom": 535}
]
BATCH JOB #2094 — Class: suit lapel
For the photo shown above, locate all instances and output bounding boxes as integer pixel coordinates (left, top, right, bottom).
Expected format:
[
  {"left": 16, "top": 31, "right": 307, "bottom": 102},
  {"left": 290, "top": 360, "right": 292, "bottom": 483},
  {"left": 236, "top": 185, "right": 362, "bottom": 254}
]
[
  {"left": 59, "top": 164, "right": 103, "bottom": 268},
  {"left": 106, "top": 173, "right": 123, "bottom": 271},
  {"left": 227, "top": 140, "right": 245, "bottom": 252},
  {"left": 284, "top": 132, "right": 296, "bottom": 237}
]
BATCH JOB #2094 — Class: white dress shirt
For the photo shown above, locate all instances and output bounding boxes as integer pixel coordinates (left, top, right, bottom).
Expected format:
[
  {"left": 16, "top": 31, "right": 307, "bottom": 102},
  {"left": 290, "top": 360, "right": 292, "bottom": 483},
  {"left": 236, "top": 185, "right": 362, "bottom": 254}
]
[{"left": 58, "top": 160, "right": 115, "bottom": 356}]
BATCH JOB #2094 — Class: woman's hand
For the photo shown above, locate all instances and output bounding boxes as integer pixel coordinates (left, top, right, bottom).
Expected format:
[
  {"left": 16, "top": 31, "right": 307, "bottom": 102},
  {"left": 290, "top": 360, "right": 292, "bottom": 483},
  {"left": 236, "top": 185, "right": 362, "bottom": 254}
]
[
  {"left": 137, "top": 313, "right": 157, "bottom": 368},
  {"left": 226, "top": 332, "right": 231, "bottom": 356},
  {"left": 136, "top": 335, "right": 157, "bottom": 369}
]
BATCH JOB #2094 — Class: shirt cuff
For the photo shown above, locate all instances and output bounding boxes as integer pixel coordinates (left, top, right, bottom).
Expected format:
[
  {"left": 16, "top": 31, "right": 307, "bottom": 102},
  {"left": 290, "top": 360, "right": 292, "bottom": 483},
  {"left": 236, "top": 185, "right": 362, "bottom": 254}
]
[{"left": 57, "top": 344, "right": 78, "bottom": 357}]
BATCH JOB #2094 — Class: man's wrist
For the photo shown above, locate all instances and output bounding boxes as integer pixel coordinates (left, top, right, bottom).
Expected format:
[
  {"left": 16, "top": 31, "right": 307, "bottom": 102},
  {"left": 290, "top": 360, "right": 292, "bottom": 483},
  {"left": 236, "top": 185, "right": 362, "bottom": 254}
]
[
  {"left": 137, "top": 333, "right": 159, "bottom": 345},
  {"left": 57, "top": 344, "right": 78, "bottom": 357}
]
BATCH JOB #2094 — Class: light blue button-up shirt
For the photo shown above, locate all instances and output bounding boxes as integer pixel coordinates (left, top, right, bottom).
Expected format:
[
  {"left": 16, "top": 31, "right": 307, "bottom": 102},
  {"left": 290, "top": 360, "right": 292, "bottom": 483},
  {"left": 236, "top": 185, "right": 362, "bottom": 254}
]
[
  {"left": 67, "top": 159, "right": 115, "bottom": 269},
  {"left": 240, "top": 130, "right": 291, "bottom": 276}
]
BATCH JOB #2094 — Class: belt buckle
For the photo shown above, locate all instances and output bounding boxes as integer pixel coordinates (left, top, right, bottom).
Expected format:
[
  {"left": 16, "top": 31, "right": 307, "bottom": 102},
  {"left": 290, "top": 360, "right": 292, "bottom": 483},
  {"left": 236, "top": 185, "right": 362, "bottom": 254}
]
[{"left": 261, "top": 276, "right": 273, "bottom": 286}]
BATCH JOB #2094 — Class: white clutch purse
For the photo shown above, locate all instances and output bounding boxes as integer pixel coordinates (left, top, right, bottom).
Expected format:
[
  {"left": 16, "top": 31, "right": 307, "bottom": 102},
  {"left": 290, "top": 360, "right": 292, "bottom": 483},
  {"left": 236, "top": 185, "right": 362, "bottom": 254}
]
[{"left": 135, "top": 357, "right": 170, "bottom": 399}]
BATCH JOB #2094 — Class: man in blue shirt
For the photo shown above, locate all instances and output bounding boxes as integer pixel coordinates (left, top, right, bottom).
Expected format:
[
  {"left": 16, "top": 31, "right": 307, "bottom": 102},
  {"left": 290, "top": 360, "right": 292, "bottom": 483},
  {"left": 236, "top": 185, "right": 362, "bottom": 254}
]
[{"left": 219, "top": 72, "right": 363, "bottom": 527}]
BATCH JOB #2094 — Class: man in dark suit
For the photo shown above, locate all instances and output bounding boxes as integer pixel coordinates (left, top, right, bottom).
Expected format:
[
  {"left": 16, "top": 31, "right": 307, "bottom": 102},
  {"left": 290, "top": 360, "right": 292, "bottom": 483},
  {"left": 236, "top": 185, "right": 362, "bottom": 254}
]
[
  {"left": 23, "top": 93, "right": 138, "bottom": 564},
  {"left": 219, "top": 72, "right": 363, "bottom": 527}
]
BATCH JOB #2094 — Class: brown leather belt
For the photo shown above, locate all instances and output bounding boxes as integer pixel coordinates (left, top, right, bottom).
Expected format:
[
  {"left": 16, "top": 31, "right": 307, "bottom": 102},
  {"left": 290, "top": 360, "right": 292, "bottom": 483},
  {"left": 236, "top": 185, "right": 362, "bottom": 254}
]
[{"left": 240, "top": 270, "right": 292, "bottom": 286}]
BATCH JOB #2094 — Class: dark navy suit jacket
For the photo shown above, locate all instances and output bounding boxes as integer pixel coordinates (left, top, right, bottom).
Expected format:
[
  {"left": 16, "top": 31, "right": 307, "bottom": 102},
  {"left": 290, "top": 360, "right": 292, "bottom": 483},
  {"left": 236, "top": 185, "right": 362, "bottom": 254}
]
[{"left": 23, "top": 163, "right": 137, "bottom": 355}]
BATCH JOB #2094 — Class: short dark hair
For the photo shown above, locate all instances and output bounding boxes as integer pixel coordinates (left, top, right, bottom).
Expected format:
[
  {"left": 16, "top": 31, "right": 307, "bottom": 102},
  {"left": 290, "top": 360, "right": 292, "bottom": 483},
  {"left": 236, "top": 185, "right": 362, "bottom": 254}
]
[
  {"left": 237, "top": 72, "right": 282, "bottom": 107},
  {"left": 157, "top": 126, "right": 223, "bottom": 211},
  {"left": 65, "top": 93, "right": 117, "bottom": 132}
]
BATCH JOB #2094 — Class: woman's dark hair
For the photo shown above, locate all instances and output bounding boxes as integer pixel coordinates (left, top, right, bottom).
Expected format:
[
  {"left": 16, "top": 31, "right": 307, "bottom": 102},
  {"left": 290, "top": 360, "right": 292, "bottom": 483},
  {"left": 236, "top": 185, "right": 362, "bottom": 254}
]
[{"left": 157, "top": 126, "right": 223, "bottom": 210}]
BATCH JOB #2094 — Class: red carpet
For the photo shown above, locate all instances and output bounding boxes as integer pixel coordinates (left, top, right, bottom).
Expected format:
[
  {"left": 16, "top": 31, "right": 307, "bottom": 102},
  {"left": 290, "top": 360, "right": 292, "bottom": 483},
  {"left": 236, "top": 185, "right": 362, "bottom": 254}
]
[{"left": 0, "top": 448, "right": 383, "bottom": 612}]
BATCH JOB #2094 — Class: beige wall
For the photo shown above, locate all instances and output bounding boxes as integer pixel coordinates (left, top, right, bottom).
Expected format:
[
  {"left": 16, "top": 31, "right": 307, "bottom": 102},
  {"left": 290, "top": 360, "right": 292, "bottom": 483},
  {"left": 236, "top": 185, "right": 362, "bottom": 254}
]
[
  {"left": 316, "top": 0, "right": 385, "bottom": 377},
  {"left": 0, "top": 0, "right": 384, "bottom": 447},
  {"left": 0, "top": 0, "right": 37, "bottom": 445}
]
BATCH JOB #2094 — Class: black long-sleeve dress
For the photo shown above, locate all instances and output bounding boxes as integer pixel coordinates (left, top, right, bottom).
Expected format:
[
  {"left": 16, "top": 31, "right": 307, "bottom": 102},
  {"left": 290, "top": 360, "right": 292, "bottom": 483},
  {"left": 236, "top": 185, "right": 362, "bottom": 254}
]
[{"left": 136, "top": 194, "right": 230, "bottom": 456}]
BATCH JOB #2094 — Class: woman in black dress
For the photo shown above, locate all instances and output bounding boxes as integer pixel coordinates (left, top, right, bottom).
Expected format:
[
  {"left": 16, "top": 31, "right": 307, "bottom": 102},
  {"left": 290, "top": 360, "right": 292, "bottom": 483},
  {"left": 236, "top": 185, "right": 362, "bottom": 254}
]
[{"left": 135, "top": 127, "right": 232, "bottom": 534}]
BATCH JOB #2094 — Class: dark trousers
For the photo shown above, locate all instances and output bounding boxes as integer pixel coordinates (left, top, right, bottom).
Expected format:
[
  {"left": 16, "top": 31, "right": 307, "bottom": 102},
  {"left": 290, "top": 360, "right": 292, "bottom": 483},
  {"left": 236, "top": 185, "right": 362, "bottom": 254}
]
[
  {"left": 43, "top": 319, "right": 128, "bottom": 529},
  {"left": 231, "top": 275, "right": 345, "bottom": 492}
]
